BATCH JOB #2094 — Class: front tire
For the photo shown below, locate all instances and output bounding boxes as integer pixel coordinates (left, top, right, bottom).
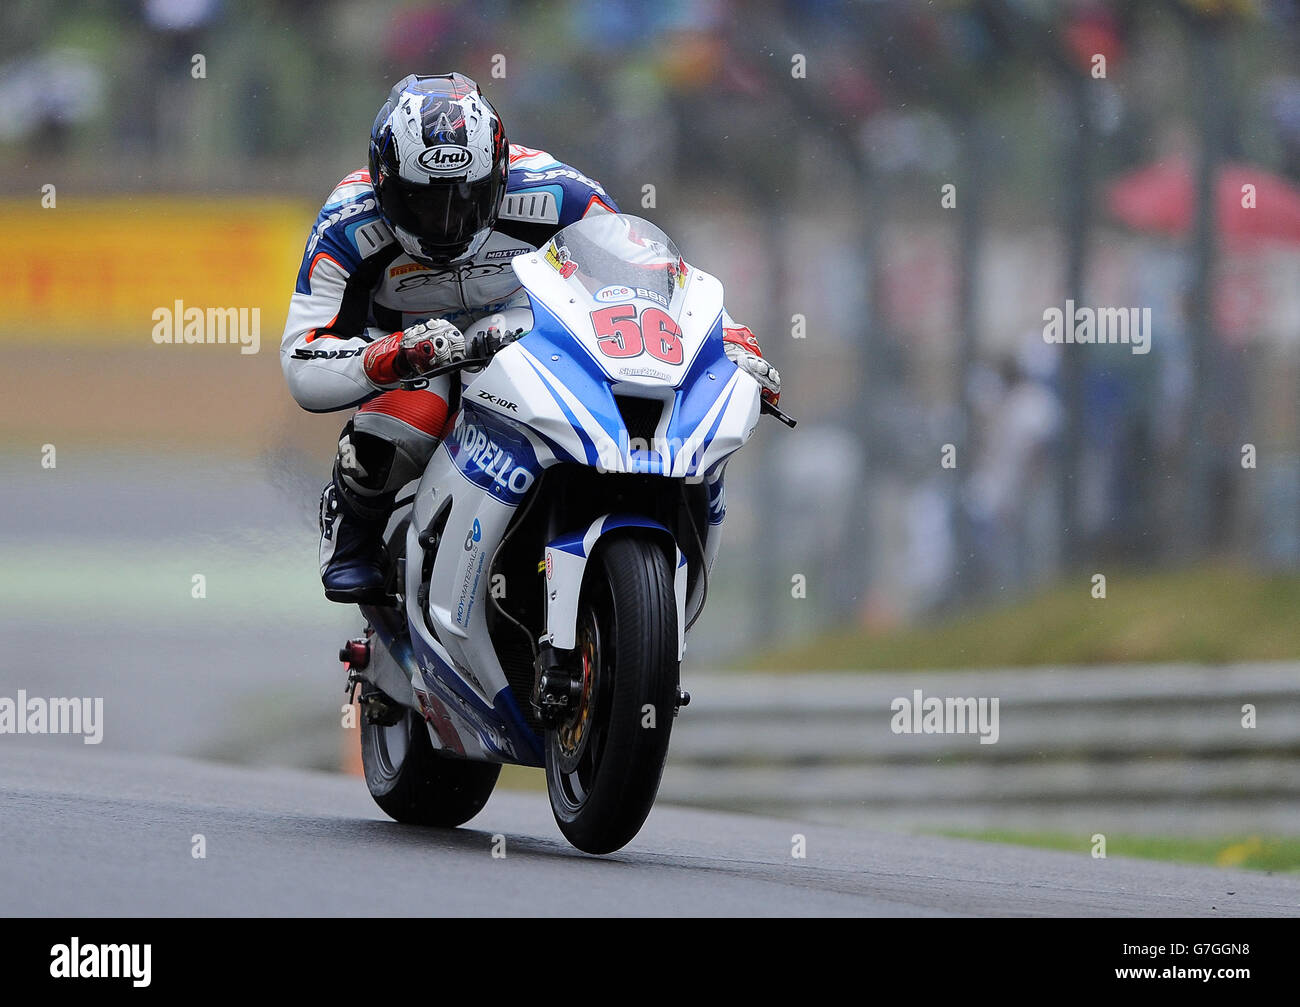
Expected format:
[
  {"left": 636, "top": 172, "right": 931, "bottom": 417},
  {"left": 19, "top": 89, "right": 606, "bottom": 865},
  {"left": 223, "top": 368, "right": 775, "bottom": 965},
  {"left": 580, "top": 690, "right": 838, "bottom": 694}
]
[
  {"left": 545, "top": 534, "right": 679, "bottom": 854},
  {"left": 360, "top": 684, "right": 500, "bottom": 827}
]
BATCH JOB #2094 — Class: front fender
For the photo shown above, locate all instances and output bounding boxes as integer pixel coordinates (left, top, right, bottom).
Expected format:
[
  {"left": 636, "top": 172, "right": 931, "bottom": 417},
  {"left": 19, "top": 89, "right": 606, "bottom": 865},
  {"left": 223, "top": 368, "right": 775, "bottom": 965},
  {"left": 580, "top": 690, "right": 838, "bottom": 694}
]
[{"left": 543, "top": 513, "right": 688, "bottom": 659}]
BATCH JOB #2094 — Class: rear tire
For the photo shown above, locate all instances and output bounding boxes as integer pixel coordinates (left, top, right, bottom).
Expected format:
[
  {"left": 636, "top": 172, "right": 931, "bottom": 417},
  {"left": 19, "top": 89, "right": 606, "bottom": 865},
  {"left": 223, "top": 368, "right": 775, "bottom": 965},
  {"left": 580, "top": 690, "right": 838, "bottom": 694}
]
[
  {"left": 360, "top": 685, "right": 500, "bottom": 827},
  {"left": 545, "top": 534, "right": 679, "bottom": 854}
]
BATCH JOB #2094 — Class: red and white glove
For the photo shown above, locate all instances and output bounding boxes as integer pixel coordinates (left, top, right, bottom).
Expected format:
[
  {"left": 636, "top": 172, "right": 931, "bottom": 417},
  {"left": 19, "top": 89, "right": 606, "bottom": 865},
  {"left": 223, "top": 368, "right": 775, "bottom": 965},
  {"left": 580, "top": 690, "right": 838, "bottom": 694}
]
[
  {"left": 362, "top": 319, "right": 466, "bottom": 388},
  {"left": 723, "top": 325, "right": 780, "bottom": 405}
]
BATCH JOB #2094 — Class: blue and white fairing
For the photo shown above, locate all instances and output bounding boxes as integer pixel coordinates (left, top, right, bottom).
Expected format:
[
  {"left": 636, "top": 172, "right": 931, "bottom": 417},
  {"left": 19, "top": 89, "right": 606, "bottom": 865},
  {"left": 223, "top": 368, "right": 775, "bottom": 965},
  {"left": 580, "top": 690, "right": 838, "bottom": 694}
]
[
  {"left": 399, "top": 214, "right": 761, "bottom": 767},
  {"left": 470, "top": 213, "right": 762, "bottom": 479}
]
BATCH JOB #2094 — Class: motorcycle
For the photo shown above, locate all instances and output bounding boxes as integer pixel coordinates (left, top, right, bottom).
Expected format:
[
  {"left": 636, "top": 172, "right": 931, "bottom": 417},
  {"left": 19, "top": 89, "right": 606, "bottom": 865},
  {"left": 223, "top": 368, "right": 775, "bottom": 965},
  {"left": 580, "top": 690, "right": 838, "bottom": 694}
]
[{"left": 338, "top": 212, "right": 795, "bottom": 854}]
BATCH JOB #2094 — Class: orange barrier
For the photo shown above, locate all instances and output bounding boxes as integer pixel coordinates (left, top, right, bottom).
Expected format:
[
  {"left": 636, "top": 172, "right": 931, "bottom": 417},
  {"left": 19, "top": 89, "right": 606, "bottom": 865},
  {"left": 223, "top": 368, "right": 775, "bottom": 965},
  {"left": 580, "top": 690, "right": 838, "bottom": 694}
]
[
  {"left": 342, "top": 701, "right": 364, "bottom": 776},
  {"left": 1, "top": 197, "right": 311, "bottom": 341}
]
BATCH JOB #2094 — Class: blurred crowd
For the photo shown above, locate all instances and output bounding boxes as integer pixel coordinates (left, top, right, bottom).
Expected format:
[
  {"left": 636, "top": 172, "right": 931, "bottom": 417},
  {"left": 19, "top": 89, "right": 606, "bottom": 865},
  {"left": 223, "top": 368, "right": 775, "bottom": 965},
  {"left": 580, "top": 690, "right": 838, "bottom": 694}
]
[{"left": 5, "top": 0, "right": 1300, "bottom": 649}]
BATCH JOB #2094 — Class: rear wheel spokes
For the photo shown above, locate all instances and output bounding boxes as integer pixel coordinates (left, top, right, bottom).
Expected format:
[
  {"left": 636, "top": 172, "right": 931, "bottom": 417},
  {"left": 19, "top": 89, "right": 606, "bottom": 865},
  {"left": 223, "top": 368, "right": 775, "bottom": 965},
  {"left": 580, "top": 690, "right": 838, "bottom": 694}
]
[{"left": 378, "top": 717, "right": 409, "bottom": 773}]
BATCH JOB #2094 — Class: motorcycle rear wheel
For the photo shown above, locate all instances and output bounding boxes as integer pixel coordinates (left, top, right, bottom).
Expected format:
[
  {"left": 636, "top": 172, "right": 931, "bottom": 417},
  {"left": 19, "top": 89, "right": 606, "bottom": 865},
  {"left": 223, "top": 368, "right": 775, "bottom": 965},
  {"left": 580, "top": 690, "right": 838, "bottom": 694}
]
[{"left": 360, "top": 683, "right": 500, "bottom": 827}]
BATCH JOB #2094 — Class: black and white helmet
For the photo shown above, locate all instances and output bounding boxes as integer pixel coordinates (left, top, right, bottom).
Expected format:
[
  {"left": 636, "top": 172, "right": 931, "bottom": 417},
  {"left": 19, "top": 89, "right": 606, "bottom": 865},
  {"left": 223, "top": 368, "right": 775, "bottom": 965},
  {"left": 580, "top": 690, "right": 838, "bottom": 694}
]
[{"left": 368, "top": 72, "right": 508, "bottom": 265}]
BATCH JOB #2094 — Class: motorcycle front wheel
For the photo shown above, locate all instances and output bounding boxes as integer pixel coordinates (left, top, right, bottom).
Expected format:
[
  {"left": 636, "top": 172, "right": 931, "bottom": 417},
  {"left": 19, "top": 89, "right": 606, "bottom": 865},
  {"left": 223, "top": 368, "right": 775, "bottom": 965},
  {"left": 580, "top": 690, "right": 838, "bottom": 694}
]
[{"left": 545, "top": 534, "right": 679, "bottom": 854}]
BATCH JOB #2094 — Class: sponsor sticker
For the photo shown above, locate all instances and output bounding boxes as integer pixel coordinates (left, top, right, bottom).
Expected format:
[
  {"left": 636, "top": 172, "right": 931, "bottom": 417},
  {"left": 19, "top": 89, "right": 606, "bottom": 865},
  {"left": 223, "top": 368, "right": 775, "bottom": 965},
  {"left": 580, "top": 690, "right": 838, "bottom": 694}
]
[
  {"left": 418, "top": 145, "right": 474, "bottom": 174},
  {"left": 595, "top": 284, "right": 669, "bottom": 307},
  {"left": 484, "top": 247, "right": 532, "bottom": 260},
  {"left": 618, "top": 365, "right": 671, "bottom": 381},
  {"left": 545, "top": 242, "right": 578, "bottom": 279}
]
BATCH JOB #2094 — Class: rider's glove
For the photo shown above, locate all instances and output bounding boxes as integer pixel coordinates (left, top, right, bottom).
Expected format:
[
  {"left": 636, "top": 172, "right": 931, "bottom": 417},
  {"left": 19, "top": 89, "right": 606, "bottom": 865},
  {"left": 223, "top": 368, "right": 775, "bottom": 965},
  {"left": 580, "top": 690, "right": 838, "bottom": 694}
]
[
  {"left": 362, "top": 319, "right": 466, "bottom": 388},
  {"left": 463, "top": 322, "right": 524, "bottom": 372},
  {"left": 723, "top": 325, "right": 780, "bottom": 405}
]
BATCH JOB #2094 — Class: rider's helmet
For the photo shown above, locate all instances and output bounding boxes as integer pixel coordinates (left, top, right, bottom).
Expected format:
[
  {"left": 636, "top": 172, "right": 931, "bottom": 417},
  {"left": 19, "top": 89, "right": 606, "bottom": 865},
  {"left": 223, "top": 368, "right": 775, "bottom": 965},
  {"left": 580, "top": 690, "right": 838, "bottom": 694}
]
[{"left": 368, "top": 72, "right": 509, "bottom": 265}]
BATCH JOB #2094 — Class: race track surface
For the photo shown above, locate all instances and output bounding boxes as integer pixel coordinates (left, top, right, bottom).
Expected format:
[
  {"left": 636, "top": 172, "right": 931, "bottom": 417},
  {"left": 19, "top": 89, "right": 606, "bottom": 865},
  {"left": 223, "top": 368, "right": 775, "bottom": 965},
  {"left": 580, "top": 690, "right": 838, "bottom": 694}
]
[{"left": 2, "top": 746, "right": 1296, "bottom": 917}]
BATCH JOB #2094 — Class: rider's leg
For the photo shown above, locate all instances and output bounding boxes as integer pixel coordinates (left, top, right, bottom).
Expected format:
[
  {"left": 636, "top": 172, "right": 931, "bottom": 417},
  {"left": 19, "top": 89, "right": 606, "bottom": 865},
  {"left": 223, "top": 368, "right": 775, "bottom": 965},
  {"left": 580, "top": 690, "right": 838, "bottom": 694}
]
[{"left": 319, "top": 380, "right": 453, "bottom": 603}]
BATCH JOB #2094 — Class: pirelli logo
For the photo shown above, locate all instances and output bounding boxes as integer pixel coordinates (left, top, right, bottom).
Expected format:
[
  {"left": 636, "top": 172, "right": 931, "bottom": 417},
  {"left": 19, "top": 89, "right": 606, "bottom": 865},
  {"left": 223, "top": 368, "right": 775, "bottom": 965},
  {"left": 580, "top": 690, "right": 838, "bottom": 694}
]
[
  {"left": 390, "top": 262, "right": 430, "bottom": 278},
  {"left": 500, "top": 191, "right": 558, "bottom": 224}
]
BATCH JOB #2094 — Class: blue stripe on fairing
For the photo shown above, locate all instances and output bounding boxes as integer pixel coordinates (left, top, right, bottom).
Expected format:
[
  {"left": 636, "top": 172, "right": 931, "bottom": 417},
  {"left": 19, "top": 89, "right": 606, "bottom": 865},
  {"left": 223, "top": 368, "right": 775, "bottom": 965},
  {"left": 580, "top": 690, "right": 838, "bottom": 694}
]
[
  {"left": 628, "top": 450, "right": 666, "bottom": 474},
  {"left": 518, "top": 297, "right": 626, "bottom": 445},
  {"left": 546, "top": 514, "right": 674, "bottom": 563},
  {"left": 549, "top": 529, "right": 588, "bottom": 557},
  {"left": 695, "top": 383, "right": 737, "bottom": 468},
  {"left": 409, "top": 631, "right": 541, "bottom": 765},
  {"left": 599, "top": 514, "right": 673, "bottom": 536},
  {"left": 519, "top": 353, "right": 599, "bottom": 466},
  {"left": 664, "top": 312, "right": 732, "bottom": 460}
]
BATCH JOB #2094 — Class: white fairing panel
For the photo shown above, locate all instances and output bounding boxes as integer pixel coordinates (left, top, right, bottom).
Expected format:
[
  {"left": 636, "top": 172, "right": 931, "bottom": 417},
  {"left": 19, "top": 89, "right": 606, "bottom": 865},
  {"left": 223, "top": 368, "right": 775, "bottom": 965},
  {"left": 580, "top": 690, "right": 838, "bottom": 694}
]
[{"left": 511, "top": 243, "right": 725, "bottom": 390}]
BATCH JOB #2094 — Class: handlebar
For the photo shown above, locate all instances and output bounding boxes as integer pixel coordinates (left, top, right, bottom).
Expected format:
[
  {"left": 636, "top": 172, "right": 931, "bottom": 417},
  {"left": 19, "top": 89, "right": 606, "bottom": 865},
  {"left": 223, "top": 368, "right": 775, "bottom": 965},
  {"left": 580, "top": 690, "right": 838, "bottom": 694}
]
[
  {"left": 761, "top": 399, "right": 797, "bottom": 428},
  {"left": 397, "top": 355, "right": 490, "bottom": 390},
  {"left": 400, "top": 327, "right": 796, "bottom": 430}
]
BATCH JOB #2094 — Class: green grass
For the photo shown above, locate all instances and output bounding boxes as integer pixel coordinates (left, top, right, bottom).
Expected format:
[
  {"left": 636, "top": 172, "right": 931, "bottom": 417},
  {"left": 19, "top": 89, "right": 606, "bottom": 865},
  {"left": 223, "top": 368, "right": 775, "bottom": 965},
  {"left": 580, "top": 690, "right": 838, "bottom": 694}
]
[
  {"left": 937, "top": 829, "right": 1300, "bottom": 873},
  {"left": 497, "top": 763, "right": 548, "bottom": 792},
  {"left": 743, "top": 565, "right": 1300, "bottom": 671}
]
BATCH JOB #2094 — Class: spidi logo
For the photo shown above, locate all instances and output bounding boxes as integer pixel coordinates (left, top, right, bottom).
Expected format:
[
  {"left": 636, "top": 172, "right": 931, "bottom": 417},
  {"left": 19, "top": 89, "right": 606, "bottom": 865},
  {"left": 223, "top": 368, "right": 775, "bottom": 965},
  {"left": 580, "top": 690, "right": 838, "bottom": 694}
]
[{"left": 151, "top": 301, "right": 260, "bottom": 354}]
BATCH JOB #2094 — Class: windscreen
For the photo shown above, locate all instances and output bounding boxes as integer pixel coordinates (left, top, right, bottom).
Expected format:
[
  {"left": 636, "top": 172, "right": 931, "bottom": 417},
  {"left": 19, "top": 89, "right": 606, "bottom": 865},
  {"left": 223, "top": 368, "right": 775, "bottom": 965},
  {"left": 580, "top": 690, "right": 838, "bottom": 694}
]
[{"left": 542, "top": 213, "right": 687, "bottom": 312}]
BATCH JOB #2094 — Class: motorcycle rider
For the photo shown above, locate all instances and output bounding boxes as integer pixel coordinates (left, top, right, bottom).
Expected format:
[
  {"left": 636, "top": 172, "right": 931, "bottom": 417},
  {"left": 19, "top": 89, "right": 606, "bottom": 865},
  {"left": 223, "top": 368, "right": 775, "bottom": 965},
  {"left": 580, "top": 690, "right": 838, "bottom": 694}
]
[{"left": 280, "top": 72, "right": 781, "bottom": 603}]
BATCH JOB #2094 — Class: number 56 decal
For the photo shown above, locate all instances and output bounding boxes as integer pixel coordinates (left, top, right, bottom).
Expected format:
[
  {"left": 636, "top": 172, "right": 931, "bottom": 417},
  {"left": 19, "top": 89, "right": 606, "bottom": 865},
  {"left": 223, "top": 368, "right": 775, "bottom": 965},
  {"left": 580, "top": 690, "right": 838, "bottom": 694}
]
[{"left": 590, "top": 305, "right": 683, "bottom": 365}]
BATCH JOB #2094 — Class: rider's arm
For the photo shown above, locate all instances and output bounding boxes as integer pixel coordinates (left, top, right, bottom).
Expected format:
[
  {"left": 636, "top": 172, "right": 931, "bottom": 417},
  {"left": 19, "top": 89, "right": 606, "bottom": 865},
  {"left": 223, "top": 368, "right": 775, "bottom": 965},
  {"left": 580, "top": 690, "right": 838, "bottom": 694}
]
[{"left": 280, "top": 172, "right": 401, "bottom": 413}]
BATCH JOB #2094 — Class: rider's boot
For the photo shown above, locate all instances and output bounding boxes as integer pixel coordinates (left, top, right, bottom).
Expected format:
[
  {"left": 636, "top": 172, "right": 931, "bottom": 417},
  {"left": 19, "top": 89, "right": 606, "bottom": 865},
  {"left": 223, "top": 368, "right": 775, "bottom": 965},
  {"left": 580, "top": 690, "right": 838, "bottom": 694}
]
[{"left": 319, "top": 463, "right": 393, "bottom": 605}]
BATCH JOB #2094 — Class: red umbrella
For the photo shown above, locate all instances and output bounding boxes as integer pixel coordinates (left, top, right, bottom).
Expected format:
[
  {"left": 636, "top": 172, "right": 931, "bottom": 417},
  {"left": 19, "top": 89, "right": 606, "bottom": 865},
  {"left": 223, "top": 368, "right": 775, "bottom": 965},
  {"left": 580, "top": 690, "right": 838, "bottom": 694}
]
[{"left": 1106, "top": 156, "right": 1300, "bottom": 245}]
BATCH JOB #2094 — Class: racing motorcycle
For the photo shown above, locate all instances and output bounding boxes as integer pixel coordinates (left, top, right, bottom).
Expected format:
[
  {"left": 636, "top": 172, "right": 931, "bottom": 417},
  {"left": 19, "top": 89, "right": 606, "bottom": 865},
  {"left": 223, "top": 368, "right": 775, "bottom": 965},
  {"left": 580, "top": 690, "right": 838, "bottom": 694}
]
[{"left": 338, "top": 212, "right": 795, "bottom": 854}]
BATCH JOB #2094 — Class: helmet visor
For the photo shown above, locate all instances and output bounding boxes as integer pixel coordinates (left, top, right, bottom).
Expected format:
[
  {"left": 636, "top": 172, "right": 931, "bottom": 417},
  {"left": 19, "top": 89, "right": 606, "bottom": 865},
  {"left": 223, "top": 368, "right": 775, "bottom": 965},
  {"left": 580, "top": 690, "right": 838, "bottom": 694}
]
[{"left": 380, "top": 174, "right": 502, "bottom": 258}]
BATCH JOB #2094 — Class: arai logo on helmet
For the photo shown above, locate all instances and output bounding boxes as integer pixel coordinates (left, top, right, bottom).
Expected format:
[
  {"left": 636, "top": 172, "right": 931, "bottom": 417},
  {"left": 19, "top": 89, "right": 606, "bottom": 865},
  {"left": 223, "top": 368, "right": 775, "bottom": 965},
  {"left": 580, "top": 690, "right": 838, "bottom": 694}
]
[{"left": 418, "top": 145, "right": 473, "bottom": 174}]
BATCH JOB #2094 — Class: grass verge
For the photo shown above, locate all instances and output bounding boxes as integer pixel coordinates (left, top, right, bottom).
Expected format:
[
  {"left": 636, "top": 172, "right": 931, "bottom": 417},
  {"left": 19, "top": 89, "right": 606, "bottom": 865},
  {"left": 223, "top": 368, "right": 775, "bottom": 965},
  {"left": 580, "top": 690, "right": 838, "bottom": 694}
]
[
  {"left": 743, "top": 565, "right": 1300, "bottom": 670},
  {"left": 936, "top": 829, "right": 1300, "bottom": 873}
]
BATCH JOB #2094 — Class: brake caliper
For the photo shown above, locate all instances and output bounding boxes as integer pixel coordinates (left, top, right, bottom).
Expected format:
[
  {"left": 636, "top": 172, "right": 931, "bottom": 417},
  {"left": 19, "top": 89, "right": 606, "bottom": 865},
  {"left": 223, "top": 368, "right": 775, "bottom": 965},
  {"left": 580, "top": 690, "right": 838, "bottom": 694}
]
[{"left": 531, "top": 643, "right": 582, "bottom": 727}]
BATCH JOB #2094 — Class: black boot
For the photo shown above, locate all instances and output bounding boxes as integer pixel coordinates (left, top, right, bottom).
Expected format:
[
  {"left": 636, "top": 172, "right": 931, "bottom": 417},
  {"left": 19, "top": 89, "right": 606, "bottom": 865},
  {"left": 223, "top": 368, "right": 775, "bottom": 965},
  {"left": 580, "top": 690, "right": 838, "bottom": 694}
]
[{"left": 318, "top": 474, "right": 391, "bottom": 604}]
